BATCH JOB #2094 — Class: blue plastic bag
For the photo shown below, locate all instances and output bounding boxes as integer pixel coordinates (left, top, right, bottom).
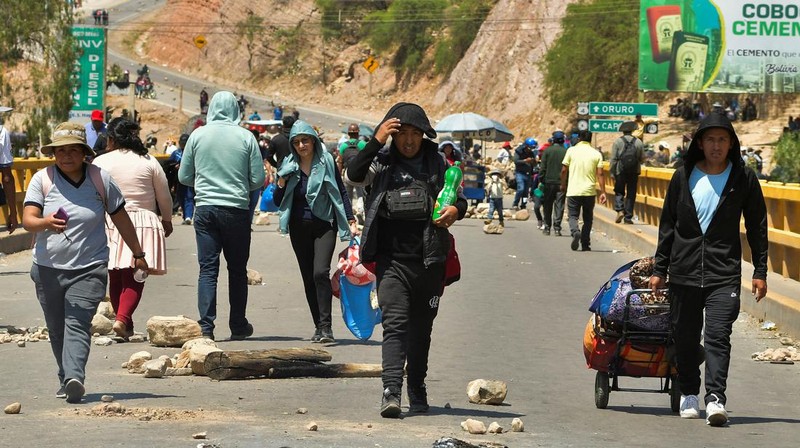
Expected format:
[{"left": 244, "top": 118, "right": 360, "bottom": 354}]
[
  {"left": 339, "top": 275, "right": 381, "bottom": 340},
  {"left": 260, "top": 183, "right": 279, "bottom": 212}
]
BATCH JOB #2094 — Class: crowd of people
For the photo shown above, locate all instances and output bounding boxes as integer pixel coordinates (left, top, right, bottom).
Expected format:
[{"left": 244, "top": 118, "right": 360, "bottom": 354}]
[
  {"left": 668, "top": 97, "right": 758, "bottom": 123},
  {"left": 0, "top": 89, "right": 772, "bottom": 426}
]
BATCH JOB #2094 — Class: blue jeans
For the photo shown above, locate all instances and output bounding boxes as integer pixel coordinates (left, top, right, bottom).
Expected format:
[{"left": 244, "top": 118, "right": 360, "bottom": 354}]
[
  {"left": 513, "top": 173, "right": 530, "bottom": 207},
  {"left": 176, "top": 184, "right": 195, "bottom": 220},
  {"left": 194, "top": 205, "right": 252, "bottom": 335},
  {"left": 487, "top": 197, "right": 504, "bottom": 222}
]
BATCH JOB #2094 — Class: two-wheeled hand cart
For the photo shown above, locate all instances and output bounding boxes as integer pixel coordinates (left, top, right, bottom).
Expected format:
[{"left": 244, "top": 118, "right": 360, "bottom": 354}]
[{"left": 587, "top": 288, "right": 679, "bottom": 412}]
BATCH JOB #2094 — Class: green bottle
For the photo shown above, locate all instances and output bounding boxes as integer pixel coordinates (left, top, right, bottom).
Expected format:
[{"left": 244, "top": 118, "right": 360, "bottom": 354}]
[{"left": 432, "top": 162, "right": 463, "bottom": 221}]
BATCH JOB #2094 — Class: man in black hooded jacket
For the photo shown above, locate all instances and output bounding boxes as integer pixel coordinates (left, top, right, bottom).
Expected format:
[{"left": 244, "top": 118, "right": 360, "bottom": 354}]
[
  {"left": 649, "top": 113, "right": 768, "bottom": 427},
  {"left": 346, "top": 102, "right": 467, "bottom": 419}
]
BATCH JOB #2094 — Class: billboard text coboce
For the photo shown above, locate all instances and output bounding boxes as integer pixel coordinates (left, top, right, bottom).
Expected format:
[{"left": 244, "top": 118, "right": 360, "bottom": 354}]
[{"left": 638, "top": 0, "right": 800, "bottom": 93}]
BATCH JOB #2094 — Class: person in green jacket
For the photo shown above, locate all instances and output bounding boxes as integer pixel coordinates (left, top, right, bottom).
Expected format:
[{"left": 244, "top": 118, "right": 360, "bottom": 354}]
[
  {"left": 178, "top": 91, "right": 265, "bottom": 341},
  {"left": 539, "top": 130, "right": 568, "bottom": 236}
]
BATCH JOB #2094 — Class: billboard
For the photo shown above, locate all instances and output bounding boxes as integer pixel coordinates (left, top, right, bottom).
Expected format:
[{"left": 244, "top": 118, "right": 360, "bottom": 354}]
[
  {"left": 69, "top": 26, "right": 106, "bottom": 122},
  {"left": 638, "top": 1, "right": 800, "bottom": 93}
]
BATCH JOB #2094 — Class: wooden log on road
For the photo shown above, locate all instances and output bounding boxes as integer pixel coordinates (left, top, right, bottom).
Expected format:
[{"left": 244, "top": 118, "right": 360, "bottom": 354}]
[
  {"left": 203, "top": 348, "right": 380, "bottom": 380},
  {"left": 204, "top": 348, "right": 332, "bottom": 380},
  {"left": 268, "top": 363, "right": 382, "bottom": 379}
]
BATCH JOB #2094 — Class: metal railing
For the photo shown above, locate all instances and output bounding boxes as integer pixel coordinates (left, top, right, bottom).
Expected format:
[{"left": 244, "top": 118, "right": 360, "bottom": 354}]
[{"left": 600, "top": 164, "right": 800, "bottom": 281}]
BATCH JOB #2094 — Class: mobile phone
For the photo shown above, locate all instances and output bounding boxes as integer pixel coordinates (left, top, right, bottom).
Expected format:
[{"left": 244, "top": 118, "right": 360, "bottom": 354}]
[{"left": 54, "top": 207, "right": 70, "bottom": 224}]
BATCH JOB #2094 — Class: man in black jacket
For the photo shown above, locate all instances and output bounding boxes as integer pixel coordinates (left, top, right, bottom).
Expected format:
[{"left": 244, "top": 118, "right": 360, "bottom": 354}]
[
  {"left": 346, "top": 102, "right": 467, "bottom": 419},
  {"left": 265, "top": 115, "right": 295, "bottom": 169},
  {"left": 649, "top": 113, "right": 768, "bottom": 427}
]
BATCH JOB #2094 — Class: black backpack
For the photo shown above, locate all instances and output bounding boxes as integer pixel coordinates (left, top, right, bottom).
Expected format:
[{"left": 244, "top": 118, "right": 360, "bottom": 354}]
[
  {"left": 341, "top": 140, "right": 360, "bottom": 170},
  {"left": 619, "top": 137, "right": 639, "bottom": 174}
]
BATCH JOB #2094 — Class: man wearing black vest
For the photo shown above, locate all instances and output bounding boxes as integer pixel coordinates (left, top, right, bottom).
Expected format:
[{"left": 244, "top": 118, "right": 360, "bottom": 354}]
[{"left": 609, "top": 122, "right": 644, "bottom": 224}]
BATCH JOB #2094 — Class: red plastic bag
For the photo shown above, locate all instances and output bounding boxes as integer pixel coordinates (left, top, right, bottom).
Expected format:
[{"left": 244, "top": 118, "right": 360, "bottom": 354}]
[{"left": 337, "top": 238, "right": 376, "bottom": 286}]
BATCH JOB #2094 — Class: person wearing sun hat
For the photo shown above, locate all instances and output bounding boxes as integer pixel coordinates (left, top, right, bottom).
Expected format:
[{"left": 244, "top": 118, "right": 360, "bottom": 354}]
[
  {"left": 345, "top": 102, "right": 467, "bottom": 419},
  {"left": 23, "top": 122, "right": 148, "bottom": 404}
]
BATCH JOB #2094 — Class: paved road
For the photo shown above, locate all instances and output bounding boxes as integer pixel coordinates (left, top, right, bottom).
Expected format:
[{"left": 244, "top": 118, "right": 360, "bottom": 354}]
[{"left": 1, "top": 211, "right": 799, "bottom": 447}]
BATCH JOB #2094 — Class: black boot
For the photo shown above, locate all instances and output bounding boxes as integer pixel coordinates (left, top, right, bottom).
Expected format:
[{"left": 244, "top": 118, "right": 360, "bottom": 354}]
[
  {"left": 319, "top": 326, "right": 335, "bottom": 343},
  {"left": 407, "top": 383, "right": 429, "bottom": 413},
  {"left": 380, "top": 386, "right": 402, "bottom": 418}
]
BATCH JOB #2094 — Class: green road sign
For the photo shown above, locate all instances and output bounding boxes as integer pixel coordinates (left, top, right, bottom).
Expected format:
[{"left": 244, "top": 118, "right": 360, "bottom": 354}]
[
  {"left": 589, "top": 102, "right": 658, "bottom": 117},
  {"left": 588, "top": 119, "right": 625, "bottom": 133},
  {"left": 69, "top": 26, "right": 106, "bottom": 122}
]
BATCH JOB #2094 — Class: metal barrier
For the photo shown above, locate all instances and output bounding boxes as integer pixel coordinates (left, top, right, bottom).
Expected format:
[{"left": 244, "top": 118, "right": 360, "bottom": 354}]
[
  {"left": 0, "top": 155, "right": 170, "bottom": 228},
  {"left": 600, "top": 164, "right": 800, "bottom": 281}
]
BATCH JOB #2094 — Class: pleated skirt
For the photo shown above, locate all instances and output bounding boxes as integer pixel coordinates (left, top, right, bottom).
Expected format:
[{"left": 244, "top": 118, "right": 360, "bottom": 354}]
[{"left": 106, "top": 209, "right": 167, "bottom": 274}]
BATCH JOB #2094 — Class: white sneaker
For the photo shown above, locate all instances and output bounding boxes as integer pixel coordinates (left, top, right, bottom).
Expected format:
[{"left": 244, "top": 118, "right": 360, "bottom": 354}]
[
  {"left": 679, "top": 394, "right": 700, "bottom": 419},
  {"left": 183, "top": 218, "right": 193, "bottom": 225},
  {"left": 706, "top": 394, "right": 728, "bottom": 426}
]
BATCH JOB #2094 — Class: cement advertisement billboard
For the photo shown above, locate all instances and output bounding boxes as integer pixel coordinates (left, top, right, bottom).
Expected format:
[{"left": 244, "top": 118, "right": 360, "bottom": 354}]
[
  {"left": 69, "top": 26, "right": 106, "bottom": 122},
  {"left": 638, "top": 1, "right": 800, "bottom": 93}
]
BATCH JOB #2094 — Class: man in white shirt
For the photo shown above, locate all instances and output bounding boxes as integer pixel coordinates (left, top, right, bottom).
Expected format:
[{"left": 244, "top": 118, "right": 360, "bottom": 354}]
[
  {"left": 496, "top": 141, "right": 511, "bottom": 163},
  {"left": 0, "top": 108, "right": 18, "bottom": 233}
]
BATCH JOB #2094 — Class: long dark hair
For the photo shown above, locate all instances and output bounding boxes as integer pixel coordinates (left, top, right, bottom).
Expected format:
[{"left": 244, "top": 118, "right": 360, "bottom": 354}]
[{"left": 107, "top": 117, "right": 147, "bottom": 155}]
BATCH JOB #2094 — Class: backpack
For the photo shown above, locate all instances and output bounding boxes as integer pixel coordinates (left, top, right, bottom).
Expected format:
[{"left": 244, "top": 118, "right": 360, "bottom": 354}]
[
  {"left": 41, "top": 165, "right": 108, "bottom": 210},
  {"left": 619, "top": 137, "right": 639, "bottom": 174},
  {"left": 341, "top": 140, "right": 360, "bottom": 171}
]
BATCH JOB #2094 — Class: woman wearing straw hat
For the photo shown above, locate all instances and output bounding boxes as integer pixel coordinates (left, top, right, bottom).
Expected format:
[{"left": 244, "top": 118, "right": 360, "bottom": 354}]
[
  {"left": 93, "top": 117, "right": 173, "bottom": 340},
  {"left": 22, "top": 122, "right": 148, "bottom": 404}
]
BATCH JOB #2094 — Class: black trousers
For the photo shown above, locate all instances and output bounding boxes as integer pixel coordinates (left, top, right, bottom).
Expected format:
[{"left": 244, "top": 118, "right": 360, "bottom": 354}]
[
  {"left": 567, "top": 196, "right": 595, "bottom": 248},
  {"left": 613, "top": 172, "right": 639, "bottom": 220},
  {"left": 541, "top": 183, "right": 565, "bottom": 231},
  {"left": 289, "top": 219, "right": 337, "bottom": 329},
  {"left": 376, "top": 258, "right": 444, "bottom": 390},
  {"left": 670, "top": 283, "right": 740, "bottom": 405}
]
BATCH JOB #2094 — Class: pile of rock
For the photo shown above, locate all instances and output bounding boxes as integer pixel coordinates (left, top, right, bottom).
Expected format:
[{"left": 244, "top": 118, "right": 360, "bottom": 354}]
[
  {"left": 466, "top": 204, "right": 530, "bottom": 222},
  {"left": 123, "top": 336, "right": 216, "bottom": 378},
  {"left": 0, "top": 326, "right": 49, "bottom": 347},
  {"left": 752, "top": 345, "right": 800, "bottom": 362}
]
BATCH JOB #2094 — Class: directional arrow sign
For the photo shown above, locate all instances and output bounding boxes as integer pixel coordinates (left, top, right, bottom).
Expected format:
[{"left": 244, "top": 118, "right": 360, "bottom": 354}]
[
  {"left": 589, "top": 102, "right": 658, "bottom": 117},
  {"left": 589, "top": 119, "right": 626, "bottom": 133}
]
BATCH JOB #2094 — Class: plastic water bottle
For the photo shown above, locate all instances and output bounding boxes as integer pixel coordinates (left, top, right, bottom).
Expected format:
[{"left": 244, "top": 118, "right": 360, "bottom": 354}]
[
  {"left": 133, "top": 268, "right": 149, "bottom": 283},
  {"left": 432, "top": 162, "right": 463, "bottom": 221}
]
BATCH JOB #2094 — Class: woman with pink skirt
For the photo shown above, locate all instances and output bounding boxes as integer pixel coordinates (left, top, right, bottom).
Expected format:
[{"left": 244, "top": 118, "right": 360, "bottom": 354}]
[{"left": 93, "top": 118, "right": 173, "bottom": 338}]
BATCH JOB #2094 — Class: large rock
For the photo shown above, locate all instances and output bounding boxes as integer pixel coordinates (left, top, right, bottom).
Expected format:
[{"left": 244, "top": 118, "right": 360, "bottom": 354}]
[
  {"left": 254, "top": 214, "right": 271, "bottom": 226},
  {"left": 513, "top": 209, "right": 530, "bottom": 221},
  {"left": 189, "top": 345, "right": 223, "bottom": 376},
  {"left": 460, "top": 418, "right": 487, "bottom": 434},
  {"left": 127, "top": 351, "right": 153, "bottom": 374},
  {"left": 96, "top": 301, "right": 116, "bottom": 320},
  {"left": 483, "top": 223, "right": 504, "bottom": 235},
  {"left": 466, "top": 379, "right": 508, "bottom": 405},
  {"left": 182, "top": 337, "right": 218, "bottom": 351},
  {"left": 90, "top": 314, "right": 114, "bottom": 335},
  {"left": 247, "top": 269, "right": 263, "bottom": 285},
  {"left": 146, "top": 316, "right": 202, "bottom": 347},
  {"left": 143, "top": 358, "right": 168, "bottom": 378},
  {"left": 511, "top": 417, "right": 525, "bottom": 432}
]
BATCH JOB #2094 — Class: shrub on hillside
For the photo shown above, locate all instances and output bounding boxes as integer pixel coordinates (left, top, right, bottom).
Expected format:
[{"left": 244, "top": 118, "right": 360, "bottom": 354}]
[
  {"left": 769, "top": 132, "right": 800, "bottom": 183},
  {"left": 542, "top": 0, "right": 639, "bottom": 112}
]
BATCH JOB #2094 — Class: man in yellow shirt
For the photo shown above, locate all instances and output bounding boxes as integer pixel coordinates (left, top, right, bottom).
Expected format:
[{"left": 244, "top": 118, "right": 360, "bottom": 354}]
[{"left": 560, "top": 130, "right": 607, "bottom": 251}]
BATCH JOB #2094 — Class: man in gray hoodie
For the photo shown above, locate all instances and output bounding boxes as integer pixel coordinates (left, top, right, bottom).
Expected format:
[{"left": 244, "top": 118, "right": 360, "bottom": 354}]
[{"left": 178, "top": 91, "right": 265, "bottom": 341}]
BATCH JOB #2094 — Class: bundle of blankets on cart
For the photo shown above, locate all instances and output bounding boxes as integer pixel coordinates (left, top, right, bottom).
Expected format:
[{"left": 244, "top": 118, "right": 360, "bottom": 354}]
[
  {"left": 589, "top": 257, "right": 670, "bottom": 332},
  {"left": 583, "top": 257, "right": 674, "bottom": 377}
]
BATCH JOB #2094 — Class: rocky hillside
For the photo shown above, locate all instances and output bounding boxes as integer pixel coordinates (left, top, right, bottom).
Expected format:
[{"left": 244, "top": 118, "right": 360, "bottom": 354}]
[{"left": 129, "top": 0, "right": 580, "bottom": 136}]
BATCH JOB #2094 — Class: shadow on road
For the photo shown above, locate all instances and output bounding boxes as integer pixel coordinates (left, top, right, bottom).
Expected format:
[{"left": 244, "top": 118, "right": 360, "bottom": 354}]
[
  {"left": 84, "top": 392, "right": 185, "bottom": 402},
  {"left": 408, "top": 405, "right": 524, "bottom": 419},
  {"left": 0, "top": 271, "right": 29, "bottom": 276}
]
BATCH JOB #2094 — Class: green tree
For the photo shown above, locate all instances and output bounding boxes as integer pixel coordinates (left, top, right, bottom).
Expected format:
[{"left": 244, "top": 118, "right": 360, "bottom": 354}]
[
  {"left": 235, "top": 12, "right": 264, "bottom": 72},
  {"left": 365, "top": 0, "right": 447, "bottom": 85},
  {"left": 0, "top": 0, "right": 76, "bottom": 144},
  {"left": 543, "top": 0, "right": 640, "bottom": 112},
  {"left": 769, "top": 132, "right": 800, "bottom": 183},
  {"left": 434, "top": 0, "right": 493, "bottom": 75},
  {"left": 316, "top": 0, "right": 384, "bottom": 41}
]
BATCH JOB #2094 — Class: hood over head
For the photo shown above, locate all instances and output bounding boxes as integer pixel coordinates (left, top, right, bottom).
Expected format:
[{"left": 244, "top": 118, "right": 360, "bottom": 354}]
[
  {"left": 206, "top": 91, "right": 241, "bottom": 125},
  {"left": 379, "top": 102, "right": 436, "bottom": 139},
  {"left": 288, "top": 120, "right": 325, "bottom": 158},
  {"left": 685, "top": 113, "right": 742, "bottom": 167}
]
